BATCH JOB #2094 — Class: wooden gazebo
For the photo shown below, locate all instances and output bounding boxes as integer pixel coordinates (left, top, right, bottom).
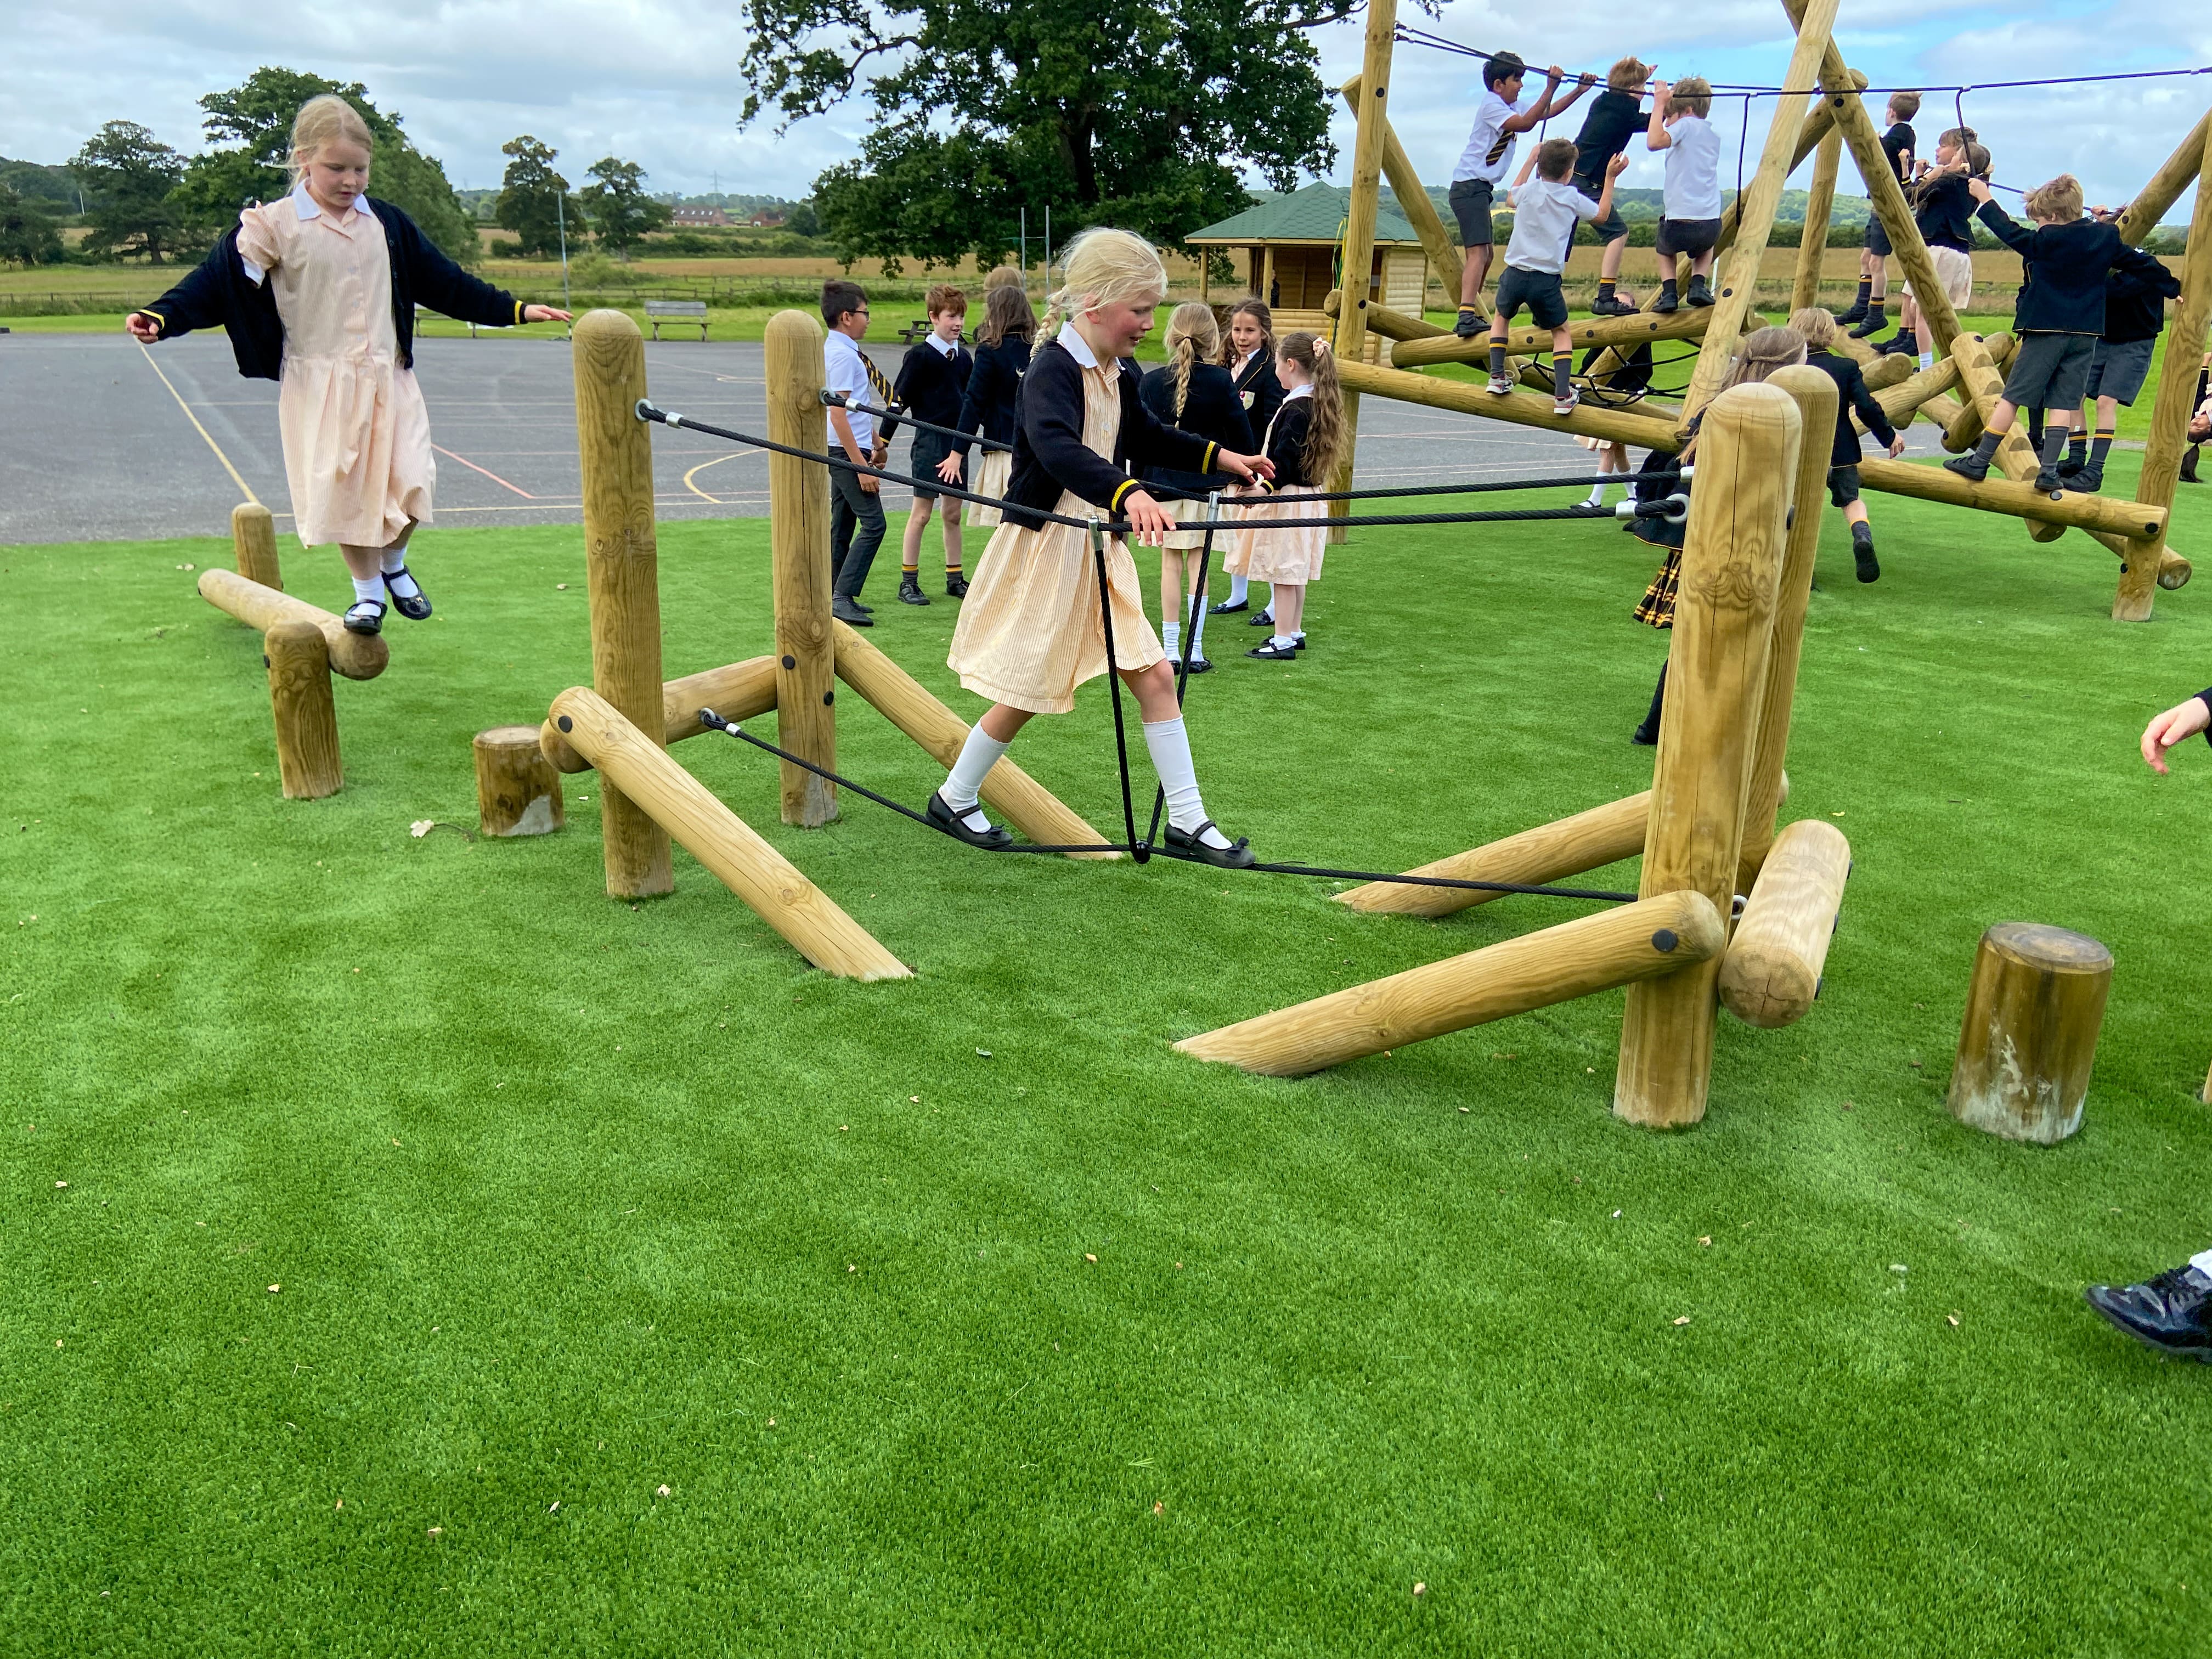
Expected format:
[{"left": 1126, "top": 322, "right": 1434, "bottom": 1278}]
[{"left": 1186, "top": 183, "right": 1431, "bottom": 360}]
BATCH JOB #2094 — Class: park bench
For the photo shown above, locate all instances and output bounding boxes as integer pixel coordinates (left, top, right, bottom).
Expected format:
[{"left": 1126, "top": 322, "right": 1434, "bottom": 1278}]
[
  {"left": 646, "top": 299, "right": 709, "bottom": 341},
  {"left": 895, "top": 319, "right": 970, "bottom": 346}
]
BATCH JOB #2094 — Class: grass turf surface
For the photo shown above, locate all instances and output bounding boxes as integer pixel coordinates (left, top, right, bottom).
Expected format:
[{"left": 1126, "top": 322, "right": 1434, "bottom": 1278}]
[{"left": 5, "top": 460, "right": 2212, "bottom": 1653}]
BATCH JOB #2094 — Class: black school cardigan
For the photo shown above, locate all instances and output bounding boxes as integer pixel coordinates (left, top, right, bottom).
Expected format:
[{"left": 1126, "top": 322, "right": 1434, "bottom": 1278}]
[
  {"left": 1000, "top": 339, "right": 1218, "bottom": 531},
  {"left": 883, "top": 337, "right": 972, "bottom": 442},
  {"left": 2102, "top": 260, "right": 2182, "bottom": 344},
  {"left": 1974, "top": 202, "right": 2175, "bottom": 335},
  {"left": 1229, "top": 350, "right": 1286, "bottom": 436},
  {"left": 951, "top": 336, "right": 1032, "bottom": 457},
  {"left": 134, "top": 197, "right": 526, "bottom": 380},
  {"left": 1258, "top": 397, "right": 1322, "bottom": 488},
  {"left": 1805, "top": 348, "right": 1897, "bottom": 466},
  {"left": 1137, "top": 362, "right": 1255, "bottom": 498}
]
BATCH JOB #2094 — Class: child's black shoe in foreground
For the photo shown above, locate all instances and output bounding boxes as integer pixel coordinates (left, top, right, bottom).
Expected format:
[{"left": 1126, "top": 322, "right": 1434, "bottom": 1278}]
[
  {"left": 945, "top": 573, "right": 969, "bottom": 598},
  {"left": 1942, "top": 452, "right": 1992, "bottom": 483},
  {"left": 381, "top": 566, "right": 432, "bottom": 620},
  {"left": 2085, "top": 1266, "right": 2212, "bottom": 1360},
  {"left": 1209, "top": 597, "right": 1249, "bottom": 614},
  {"left": 926, "top": 791, "right": 1013, "bottom": 849},
  {"left": 343, "top": 598, "right": 387, "bottom": 635},
  {"left": 899, "top": 575, "right": 931, "bottom": 606},
  {"left": 1246, "top": 640, "right": 1299, "bottom": 661},
  {"left": 1164, "top": 820, "right": 1256, "bottom": 868},
  {"left": 1685, "top": 275, "right": 1714, "bottom": 307},
  {"left": 1853, "top": 532, "right": 1880, "bottom": 584}
]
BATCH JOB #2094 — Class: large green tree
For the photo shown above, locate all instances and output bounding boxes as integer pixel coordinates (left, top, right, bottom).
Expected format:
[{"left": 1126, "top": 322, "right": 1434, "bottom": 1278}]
[
  {"left": 0, "top": 185, "right": 65, "bottom": 267},
  {"left": 737, "top": 0, "right": 1373, "bottom": 267},
  {"left": 70, "top": 121, "right": 189, "bottom": 263},
  {"left": 494, "top": 136, "right": 580, "bottom": 259},
  {"left": 579, "top": 157, "right": 670, "bottom": 259},
  {"left": 170, "top": 67, "right": 480, "bottom": 266}
]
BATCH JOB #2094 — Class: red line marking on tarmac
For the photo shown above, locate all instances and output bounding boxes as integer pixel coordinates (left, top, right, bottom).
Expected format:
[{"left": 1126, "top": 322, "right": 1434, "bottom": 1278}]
[{"left": 431, "top": 443, "right": 536, "bottom": 498}]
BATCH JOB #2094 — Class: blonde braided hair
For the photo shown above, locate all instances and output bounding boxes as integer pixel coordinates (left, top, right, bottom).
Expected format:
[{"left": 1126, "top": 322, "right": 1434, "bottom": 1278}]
[{"left": 1162, "top": 301, "right": 1221, "bottom": 419}]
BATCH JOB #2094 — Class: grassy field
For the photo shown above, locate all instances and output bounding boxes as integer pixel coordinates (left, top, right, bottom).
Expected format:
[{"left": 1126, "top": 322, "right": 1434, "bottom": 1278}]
[{"left": 5, "top": 452, "right": 2211, "bottom": 1652}]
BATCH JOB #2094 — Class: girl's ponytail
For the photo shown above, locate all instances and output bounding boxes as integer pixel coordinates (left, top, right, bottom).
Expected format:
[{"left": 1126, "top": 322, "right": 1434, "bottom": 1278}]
[
  {"left": 1279, "top": 331, "right": 1346, "bottom": 484},
  {"left": 1159, "top": 300, "right": 1220, "bottom": 420}
]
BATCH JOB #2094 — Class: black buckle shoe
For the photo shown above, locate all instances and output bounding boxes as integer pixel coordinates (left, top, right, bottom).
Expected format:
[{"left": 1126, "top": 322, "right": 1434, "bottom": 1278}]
[
  {"left": 1247, "top": 610, "right": 1274, "bottom": 626},
  {"left": 1650, "top": 285, "right": 1679, "bottom": 314},
  {"left": 343, "top": 598, "right": 387, "bottom": 635},
  {"left": 2072, "top": 465, "right": 2104, "bottom": 494},
  {"left": 1847, "top": 309, "right": 1888, "bottom": 338},
  {"left": 899, "top": 577, "right": 932, "bottom": 606},
  {"left": 2085, "top": 1266, "right": 2212, "bottom": 1359},
  {"left": 1452, "top": 311, "right": 1483, "bottom": 339},
  {"left": 945, "top": 573, "right": 969, "bottom": 598},
  {"left": 1685, "top": 277, "right": 1714, "bottom": 307},
  {"left": 1942, "top": 453, "right": 1992, "bottom": 483},
  {"left": 1164, "top": 820, "right": 1255, "bottom": 868},
  {"left": 926, "top": 791, "right": 1013, "bottom": 849},
  {"left": 1588, "top": 294, "right": 1636, "bottom": 317},
  {"left": 1246, "top": 639, "right": 1298, "bottom": 661},
  {"left": 1208, "top": 598, "right": 1249, "bottom": 614},
  {"left": 381, "top": 566, "right": 432, "bottom": 620},
  {"left": 1173, "top": 655, "right": 1214, "bottom": 675}
]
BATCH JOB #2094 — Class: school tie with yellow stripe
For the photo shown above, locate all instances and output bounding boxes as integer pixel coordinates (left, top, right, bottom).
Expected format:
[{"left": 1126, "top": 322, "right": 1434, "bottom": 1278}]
[{"left": 858, "top": 349, "right": 895, "bottom": 407}]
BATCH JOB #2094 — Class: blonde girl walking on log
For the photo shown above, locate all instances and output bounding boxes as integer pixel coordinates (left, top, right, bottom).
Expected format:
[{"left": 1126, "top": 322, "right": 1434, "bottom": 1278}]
[
  {"left": 1138, "top": 301, "right": 1255, "bottom": 674},
  {"left": 1232, "top": 332, "right": 1344, "bottom": 662},
  {"left": 128, "top": 95, "right": 568, "bottom": 635},
  {"left": 929, "top": 228, "right": 1274, "bottom": 868}
]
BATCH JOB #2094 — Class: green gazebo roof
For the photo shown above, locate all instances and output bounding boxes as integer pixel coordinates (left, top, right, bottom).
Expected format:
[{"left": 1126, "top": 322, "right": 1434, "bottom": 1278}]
[{"left": 1186, "top": 182, "right": 1421, "bottom": 246}]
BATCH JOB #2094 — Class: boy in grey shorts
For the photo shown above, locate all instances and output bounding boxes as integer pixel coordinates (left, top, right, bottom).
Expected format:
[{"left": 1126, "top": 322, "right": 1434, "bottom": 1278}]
[
  {"left": 1449, "top": 52, "right": 1592, "bottom": 337},
  {"left": 1485, "top": 139, "right": 1629, "bottom": 415},
  {"left": 2058, "top": 208, "right": 2181, "bottom": 491},
  {"left": 1943, "top": 174, "right": 2177, "bottom": 493}
]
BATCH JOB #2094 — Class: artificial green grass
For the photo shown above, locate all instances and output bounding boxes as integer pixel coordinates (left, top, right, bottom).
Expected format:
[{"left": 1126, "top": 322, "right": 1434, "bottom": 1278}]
[{"left": 5, "top": 461, "right": 2212, "bottom": 1654}]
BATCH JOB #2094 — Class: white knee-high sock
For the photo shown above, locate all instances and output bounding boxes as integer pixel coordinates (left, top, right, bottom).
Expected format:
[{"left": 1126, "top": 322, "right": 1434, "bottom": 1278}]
[
  {"left": 940, "top": 726, "right": 1009, "bottom": 828},
  {"left": 1226, "top": 573, "right": 1250, "bottom": 606},
  {"left": 1142, "top": 716, "right": 1232, "bottom": 849},
  {"left": 379, "top": 545, "right": 422, "bottom": 599},
  {"left": 1163, "top": 619, "right": 1182, "bottom": 658},
  {"left": 1189, "top": 601, "right": 1208, "bottom": 657},
  {"left": 351, "top": 574, "right": 384, "bottom": 604}
]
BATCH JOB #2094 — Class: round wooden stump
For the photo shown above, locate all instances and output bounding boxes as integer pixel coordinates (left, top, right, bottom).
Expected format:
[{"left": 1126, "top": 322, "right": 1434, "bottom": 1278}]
[
  {"left": 475, "top": 725, "right": 564, "bottom": 837},
  {"left": 232, "top": 501, "right": 283, "bottom": 590},
  {"left": 264, "top": 619, "right": 340, "bottom": 800},
  {"left": 1948, "top": 922, "right": 2112, "bottom": 1144}
]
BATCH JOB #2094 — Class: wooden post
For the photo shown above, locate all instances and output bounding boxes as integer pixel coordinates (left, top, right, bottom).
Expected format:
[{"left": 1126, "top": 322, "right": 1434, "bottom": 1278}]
[
  {"left": 1739, "top": 364, "right": 1837, "bottom": 892},
  {"left": 1328, "top": 0, "right": 1397, "bottom": 546},
  {"left": 263, "top": 619, "right": 340, "bottom": 800},
  {"left": 2114, "top": 109, "right": 2210, "bottom": 247},
  {"left": 1391, "top": 304, "right": 1715, "bottom": 369},
  {"left": 1615, "top": 382, "right": 1801, "bottom": 1128},
  {"left": 1336, "top": 790, "right": 1650, "bottom": 918},
  {"left": 232, "top": 502, "right": 282, "bottom": 590},
  {"left": 550, "top": 687, "right": 909, "bottom": 981},
  {"left": 1678, "top": 0, "right": 1839, "bottom": 425},
  {"left": 1334, "top": 357, "right": 1685, "bottom": 452},
  {"left": 1339, "top": 76, "right": 1469, "bottom": 309},
  {"left": 764, "top": 309, "right": 839, "bottom": 821},
  {"left": 543, "top": 654, "right": 781, "bottom": 775},
  {"left": 198, "top": 568, "right": 387, "bottom": 681},
  {"left": 831, "top": 621, "right": 1116, "bottom": 859},
  {"left": 1947, "top": 330, "right": 2044, "bottom": 496},
  {"left": 2113, "top": 116, "right": 2212, "bottom": 622},
  {"left": 572, "top": 308, "right": 672, "bottom": 900},
  {"left": 1176, "top": 890, "right": 1724, "bottom": 1078},
  {"left": 1718, "top": 819, "right": 1850, "bottom": 1028},
  {"left": 475, "top": 726, "right": 564, "bottom": 837},
  {"left": 1948, "top": 922, "right": 2113, "bottom": 1144},
  {"left": 1791, "top": 128, "right": 1844, "bottom": 314}
]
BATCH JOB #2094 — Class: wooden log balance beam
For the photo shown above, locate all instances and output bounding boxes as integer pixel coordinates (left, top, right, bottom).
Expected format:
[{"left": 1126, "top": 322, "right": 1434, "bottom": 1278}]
[
  {"left": 1616, "top": 381, "right": 1799, "bottom": 1128},
  {"left": 1851, "top": 458, "right": 2168, "bottom": 541},
  {"left": 1334, "top": 358, "right": 1684, "bottom": 452},
  {"left": 1389, "top": 306, "right": 1717, "bottom": 370},
  {"left": 1717, "top": 819, "right": 1852, "bottom": 1028},
  {"left": 543, "top": 655, "right": 780, "bottom": 773},
  {"left": 198, "top": 567, "right": 389, "bottom": 681},
  {"left": 549, "top": 686, "right": 909, "bottom": 981},
  {"left": 830, "top": 621, "right": 1117, "bottom": 859},
  {"left": 1324, "top": 291, "right": 1444, "bottom": 342},
  {"left": 1175, "top": 890, "right": 1725, "bottom": 1078},
  {"left": 1336, "top": 791, "right": 1650, "bottom": 918}
]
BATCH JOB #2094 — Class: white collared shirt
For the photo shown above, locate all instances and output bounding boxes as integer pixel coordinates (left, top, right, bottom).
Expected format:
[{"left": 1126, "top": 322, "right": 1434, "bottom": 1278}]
[
  {"left": 1056, "top": 321, "right": 1101, "bottom": 369},
  {"left": 925, "top": 331, "right": 958, "bottom": 357},
  {"left": 823, "top": 329, "right": 877, "bottom": 449},
  {"left": 243, "top": 182, "right": 376, "bottom": 285},
  {"left": 1283, "top": 382, "right": 1314, "bottom": 401}
]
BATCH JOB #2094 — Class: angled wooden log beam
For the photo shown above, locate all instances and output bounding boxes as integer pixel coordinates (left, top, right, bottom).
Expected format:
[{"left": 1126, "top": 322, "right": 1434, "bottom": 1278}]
[
  {"left": 1791, "top": 128, "right": 1845, "bottom": 313},
  {"left": 1328, "top": 0, "right": 1399, "bottom": 547},
  {"left": 198, "top": 568, "right": 388, "bottom": 682},
  {"left": 1679, "top": 0, "right": 1841, "bottom": 425},
  {"left": 1335, "top": 357, "right": 1685, "bottom": 451},
  {"left": 1391, "top": 306, "right": 1714, "bottom": 369},
  {"left": 1340, "top": 75, "right": 1470, "bottom": 310},
  {"left": 2114, "top": 112, "right": 2212, "bottom": 621},
  {"left": 1854, "top": 457, "right": 2169, "bottom": 538},
  {"left": 543, "top": 654, "right": 780, "bottom": 775},
  {"left": 2084, "top": 527, "right": 2191, "bottom": 591},
  {"left": 1324, "top": 291, "right": 1446, "bottom": 341},
  {"left": 1176, "top": 890, "right": 1724, "bottom": 1079},
  {"left": 2114, "top": 109, "right": 2209, "bottom": 247},
  {"left": 1336, "top": 791, "right": 1650, "bottom": 917}
]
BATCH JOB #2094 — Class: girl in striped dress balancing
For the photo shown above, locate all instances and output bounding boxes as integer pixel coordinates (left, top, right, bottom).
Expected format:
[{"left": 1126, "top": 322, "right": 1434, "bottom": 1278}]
[
  {"left": 1232, "top": 332, "right": 1344, "bottom": 662},
  {"left": 930, "top": 228, "right": 1273, "bottom": 868},
  {"left": 128, "top": 94, "right": 567, "bottom": 634}
]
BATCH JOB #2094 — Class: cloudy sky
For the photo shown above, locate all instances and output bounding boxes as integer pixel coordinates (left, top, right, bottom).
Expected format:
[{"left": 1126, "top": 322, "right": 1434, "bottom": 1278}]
[{"left": 4, "top": 0, "right": 2205, "bottom": 214}]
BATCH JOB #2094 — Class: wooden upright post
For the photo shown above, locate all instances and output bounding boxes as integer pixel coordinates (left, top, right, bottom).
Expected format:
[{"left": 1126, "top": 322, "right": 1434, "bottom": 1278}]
[
  {"left": 1615, "top": 382, "right": 1801, "bottom": 1128},
  {"left": 764, "top": 310, "right": 839, "bottom": 823},
  {"left": 1791, "top": 128, "right": 1843, "bottom": 314},
  {"left": 1328, "top": 0, "right": 1397, "bottom": 544},
  {"left": 1679, "top": 0, "right": 1839, "bottom": 425},
  {"left": 263, "top": 619, "right": 340, "bottom": 800},
  {"left": 2113, "top": 114, "right": 2212, "bottom": 623},
  {"left": 1739, "top": 363, "right": 1837, "bottom": 893},
  {"left": 571, "top": 309, "right": 673, "bottom": 899},
  {"left": 1948, "top": 923, "right": 2112, "bottom": 1143},
  {"left": 232, "top": 502, "right": 282, "bottom": 590},
  {"left": 1339, "top": 75, "right": 1468, "bottom": 309}
]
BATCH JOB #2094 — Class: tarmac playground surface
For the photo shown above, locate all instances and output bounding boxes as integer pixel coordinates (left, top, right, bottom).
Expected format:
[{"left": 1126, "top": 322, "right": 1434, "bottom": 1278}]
[{"left": 0, "top": 329, "right": 1953, "bottom": 546}]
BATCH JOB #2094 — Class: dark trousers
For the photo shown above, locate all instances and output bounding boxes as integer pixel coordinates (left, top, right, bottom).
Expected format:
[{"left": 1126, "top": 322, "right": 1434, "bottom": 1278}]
[
  {"left": 1636, "top": 661, "right": 1668, "bottom": 741},
  {"left": 830, "top": 467, "right": 887, "bottom": 600}
]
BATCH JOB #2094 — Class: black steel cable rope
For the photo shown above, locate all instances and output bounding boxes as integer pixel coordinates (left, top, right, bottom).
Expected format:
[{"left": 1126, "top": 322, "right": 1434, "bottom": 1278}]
[{"left": 822, "top": 392, "right": 1014, "bottom": 453}]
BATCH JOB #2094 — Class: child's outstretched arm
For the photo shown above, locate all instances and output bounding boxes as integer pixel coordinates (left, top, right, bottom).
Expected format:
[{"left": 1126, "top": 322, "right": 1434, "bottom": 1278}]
[
  {"left": 1646, "top": 82, "right": 1673, "bottom": 150},
  {"left": 1972, "top": 195, "right": 2034, "bottom": 253},
  {"left": 126, "top": 237, "right": 235, "bottom": 344},
  {"left": 1502, "top": 69, "right": 1566, "bottom": 136},
  {"left": 2141, "top": 691, "right": 2212, "bottom": 774},
  {"left": 1595, "top": 151, "right": 1630, "bottom": 217},
  {"left": 1535, "top": 70, "right": 1596, "bottom": 120}
]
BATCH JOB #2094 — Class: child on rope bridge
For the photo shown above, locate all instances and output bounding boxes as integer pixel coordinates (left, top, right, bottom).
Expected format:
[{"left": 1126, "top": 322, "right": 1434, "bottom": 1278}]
[
  {"left": 1836, "top": 91, "right": 1922, "bottom": 338},
  {"left": 1449, "top": 53, "right": 1595, "bottom": 338},
  {"left": 1645, "top": 77, "right": 1723, "bottom": 314},
  {"left": 1138, "top": 302, "right": 1255, "bottom": 674},
  {"left": 127, "top": 95, "right": 568, "bottom": 635},
  {"left": 1231, "top": 331, "right": 1346, "bottom": 663},
  {"left": 1881, "top": 128, "right": 1987, "bottom": 364},
  {"left": 1942, "top": 173, "right": 2177, "bottom": 494},
  {"left": 928, "top": 228, "right": 1274, "bottom": 868},
  {"left": 1484, "top": 140, "right": 1631, "bottom": 415}
]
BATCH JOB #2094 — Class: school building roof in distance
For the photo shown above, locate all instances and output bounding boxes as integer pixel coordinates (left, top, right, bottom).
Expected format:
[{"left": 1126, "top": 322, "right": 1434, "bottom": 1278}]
[{"left": 1184, "top": 183, "right": 1422, "bottom": 247}]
